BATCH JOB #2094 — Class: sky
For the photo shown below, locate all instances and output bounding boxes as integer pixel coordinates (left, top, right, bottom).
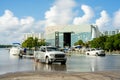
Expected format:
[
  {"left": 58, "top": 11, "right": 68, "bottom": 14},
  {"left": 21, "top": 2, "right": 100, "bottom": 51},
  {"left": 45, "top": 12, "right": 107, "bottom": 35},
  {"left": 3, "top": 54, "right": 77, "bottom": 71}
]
[{"left": 0, "top": 0, "right": 120, "bottom": 44}]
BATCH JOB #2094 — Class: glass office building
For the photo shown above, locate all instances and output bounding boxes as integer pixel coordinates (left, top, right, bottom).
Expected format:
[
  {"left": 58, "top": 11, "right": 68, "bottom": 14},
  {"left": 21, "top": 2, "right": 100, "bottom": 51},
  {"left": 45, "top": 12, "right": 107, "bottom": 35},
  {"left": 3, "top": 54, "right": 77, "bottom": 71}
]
[{"left": 45, "top": 24, "right": 92, "bottom": 48}]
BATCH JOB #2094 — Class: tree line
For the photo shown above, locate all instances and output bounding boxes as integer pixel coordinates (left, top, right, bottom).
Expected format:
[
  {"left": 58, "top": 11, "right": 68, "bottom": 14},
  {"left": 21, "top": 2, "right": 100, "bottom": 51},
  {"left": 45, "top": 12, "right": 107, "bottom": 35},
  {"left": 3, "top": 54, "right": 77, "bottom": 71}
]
[
  {"left": 0, "top": 45, "right": 12, "bottom": 48},
  {"left": 74, "top": 33, "right": 120, "bottom": 51}
]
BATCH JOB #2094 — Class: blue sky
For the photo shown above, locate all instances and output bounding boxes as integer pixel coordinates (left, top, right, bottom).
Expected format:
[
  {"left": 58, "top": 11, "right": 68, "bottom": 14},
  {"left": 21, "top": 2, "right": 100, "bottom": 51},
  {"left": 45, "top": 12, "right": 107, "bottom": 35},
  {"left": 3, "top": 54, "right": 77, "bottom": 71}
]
[
  {"left": 0, "top": 0, "right": 53, "bottom": 20},
  {"left": 0, "top": 0, "right": 119, "bottom": 20},
  {"left": 0, "top": 0, "right": 120, "bottom": 44}
]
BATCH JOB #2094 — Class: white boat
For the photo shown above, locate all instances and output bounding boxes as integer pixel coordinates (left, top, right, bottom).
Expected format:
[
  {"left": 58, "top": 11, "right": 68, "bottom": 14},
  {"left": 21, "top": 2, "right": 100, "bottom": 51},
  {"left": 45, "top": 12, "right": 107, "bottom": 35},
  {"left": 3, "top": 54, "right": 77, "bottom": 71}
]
[{"left": 9, "top": 43, "right": 22, "bottom": 55}]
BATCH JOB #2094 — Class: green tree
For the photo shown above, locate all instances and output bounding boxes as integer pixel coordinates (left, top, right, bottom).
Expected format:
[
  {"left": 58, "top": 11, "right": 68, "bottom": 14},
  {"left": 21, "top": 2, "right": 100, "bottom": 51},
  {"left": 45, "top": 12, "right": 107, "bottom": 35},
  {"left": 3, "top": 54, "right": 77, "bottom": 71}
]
[
  {"left": 105, "top": 35, "right": 114, "bottom": 51},
  {"left": 113, "top": 40, "right": 120, "bottom": 50},
  {"left": 33, "top": 38, "right": 39, "bottom": 50},
  {"left": 26, "top": 37, "right": 34, "bottom": 49},
  {"left": 38, "top": 39, "right": 46, "bottom": 46},
  {"left": 105, "top": 42, "right": 113, "bottom": 51},
  {"left": 90, "top": 36, "right": 107, "bottom": 49},
  {"left": 22, "top": 37, "right": 46, "bottom": 49},
  {"left": 98, "top": 36, "right": 107, "bottom": 49},
  {"left": 22, "top": 37, "right": 34, "bottom": 49},
  {"left": 74, "top": 40, "right": 84, "bottom": 46},
  {"left": 90, "top": 38, "right": 99, "bottom": 48},
  {"left": 22, "top": 40, "right": 27, "bottom": 48},
  {"left": 113, "top": 33, "right": 120, "bottom": 50}
]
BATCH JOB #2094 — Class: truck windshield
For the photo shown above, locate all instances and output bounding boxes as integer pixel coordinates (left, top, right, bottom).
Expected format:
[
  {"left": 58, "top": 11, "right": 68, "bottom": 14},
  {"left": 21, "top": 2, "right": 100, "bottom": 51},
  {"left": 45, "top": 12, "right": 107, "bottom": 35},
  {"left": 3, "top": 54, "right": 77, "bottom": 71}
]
[{"left": 47, "top": 47, "right": 59, "bottom": 51}]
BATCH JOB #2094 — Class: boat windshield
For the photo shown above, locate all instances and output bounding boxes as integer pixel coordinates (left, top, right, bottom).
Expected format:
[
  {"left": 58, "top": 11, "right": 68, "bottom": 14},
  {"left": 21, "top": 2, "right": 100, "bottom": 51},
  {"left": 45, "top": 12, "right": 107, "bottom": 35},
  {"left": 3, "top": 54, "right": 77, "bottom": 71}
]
[
  {"left": 91, "top": 49, "right": 95, "bottom": 51},
  {"left": 12, "top": 43, "right": 21, "bottom": 47},
  {"left": 47, "top": 47, "right": 59, "bottom": 51},
  {"left": 96, "top": 48, "right": 102, "bottom": 50}
]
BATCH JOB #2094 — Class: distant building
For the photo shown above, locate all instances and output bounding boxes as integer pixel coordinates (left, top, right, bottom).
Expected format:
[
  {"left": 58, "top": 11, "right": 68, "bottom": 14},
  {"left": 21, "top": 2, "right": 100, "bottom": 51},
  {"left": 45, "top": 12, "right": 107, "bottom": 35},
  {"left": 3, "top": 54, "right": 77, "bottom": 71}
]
[
  {"left": 91, "top": 25, "right": 102, "bottom": 39},
  {"left": 23, "top": 32, "right": 44, "bottom": 41},
  {"left": 103, "top": 29, "right": 120, "bottom": 36},
  {"left": 45, "top": 24, "right": 101, "bottom": 48}
]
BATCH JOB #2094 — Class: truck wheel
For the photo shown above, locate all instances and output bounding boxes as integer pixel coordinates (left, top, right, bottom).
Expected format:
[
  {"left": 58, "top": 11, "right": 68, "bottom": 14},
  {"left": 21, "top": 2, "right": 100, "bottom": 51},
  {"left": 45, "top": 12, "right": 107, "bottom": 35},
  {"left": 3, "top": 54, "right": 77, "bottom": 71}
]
[
  {"left": 87, "top": 53, "right": 89, "bottom": 55},
  {"left": 95, "top": 53, "right": 98, "bottom": 56},
  {"left": 61, "top": 61, "right": 66, "bottom": 65},
  {"left": 45, "top": 57, "right": 52, "bottom": 64}
]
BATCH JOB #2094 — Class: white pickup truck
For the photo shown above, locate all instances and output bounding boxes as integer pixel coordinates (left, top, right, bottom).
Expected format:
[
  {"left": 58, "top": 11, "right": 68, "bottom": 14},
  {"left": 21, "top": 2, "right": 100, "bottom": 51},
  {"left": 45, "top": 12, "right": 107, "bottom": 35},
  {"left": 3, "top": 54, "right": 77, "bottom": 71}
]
[
  {"left": 85, "top": 48, "right": 105, "bottom": 56},
  {"left": 34, "top": 46, "right": 67, "bottom": 64}
]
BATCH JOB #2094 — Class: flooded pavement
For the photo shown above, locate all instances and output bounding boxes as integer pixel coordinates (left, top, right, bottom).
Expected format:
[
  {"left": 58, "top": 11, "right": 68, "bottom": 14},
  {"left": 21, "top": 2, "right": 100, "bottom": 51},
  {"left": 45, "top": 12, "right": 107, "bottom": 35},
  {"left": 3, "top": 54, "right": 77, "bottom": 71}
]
[{"left": 0, "top": 48, "right": 120, "bottom": 75}]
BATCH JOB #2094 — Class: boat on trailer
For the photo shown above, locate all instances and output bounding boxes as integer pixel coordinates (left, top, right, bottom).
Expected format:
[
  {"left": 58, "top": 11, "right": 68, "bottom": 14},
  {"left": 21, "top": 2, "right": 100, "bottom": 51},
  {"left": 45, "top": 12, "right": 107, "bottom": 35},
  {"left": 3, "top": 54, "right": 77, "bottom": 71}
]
[{"left": 9, "top": 43, "right": 22, "bottom": 56}]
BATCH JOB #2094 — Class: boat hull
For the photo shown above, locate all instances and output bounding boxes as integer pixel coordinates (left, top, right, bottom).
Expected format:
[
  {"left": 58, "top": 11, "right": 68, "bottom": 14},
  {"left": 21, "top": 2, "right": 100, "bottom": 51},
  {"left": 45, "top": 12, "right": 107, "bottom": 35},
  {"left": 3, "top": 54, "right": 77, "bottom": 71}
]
[{"left": 10, "top": 47, "right": 21, "bottom": 55}]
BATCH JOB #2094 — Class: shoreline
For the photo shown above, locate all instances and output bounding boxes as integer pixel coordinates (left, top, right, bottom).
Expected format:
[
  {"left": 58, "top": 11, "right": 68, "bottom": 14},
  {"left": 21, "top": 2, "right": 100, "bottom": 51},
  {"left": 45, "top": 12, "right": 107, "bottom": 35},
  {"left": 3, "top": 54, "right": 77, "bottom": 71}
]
[{"left": 0, "top": 71, "right": 120, "bottom": 80}]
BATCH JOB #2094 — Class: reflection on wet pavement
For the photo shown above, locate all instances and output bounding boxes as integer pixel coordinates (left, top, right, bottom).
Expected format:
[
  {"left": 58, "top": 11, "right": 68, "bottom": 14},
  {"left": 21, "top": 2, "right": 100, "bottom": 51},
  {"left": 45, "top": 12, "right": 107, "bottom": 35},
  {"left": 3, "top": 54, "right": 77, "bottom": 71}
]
[{"left": 34, "top": 62, "right": 66, "bottom": 72}]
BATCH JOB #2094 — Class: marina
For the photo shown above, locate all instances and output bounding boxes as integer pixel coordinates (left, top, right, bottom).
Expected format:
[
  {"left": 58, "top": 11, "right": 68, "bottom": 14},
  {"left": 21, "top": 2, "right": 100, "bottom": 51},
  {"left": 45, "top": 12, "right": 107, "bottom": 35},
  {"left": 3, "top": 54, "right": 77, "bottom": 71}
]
[{"left": 0, "top": 0, "right": 120, "bottom": 79}]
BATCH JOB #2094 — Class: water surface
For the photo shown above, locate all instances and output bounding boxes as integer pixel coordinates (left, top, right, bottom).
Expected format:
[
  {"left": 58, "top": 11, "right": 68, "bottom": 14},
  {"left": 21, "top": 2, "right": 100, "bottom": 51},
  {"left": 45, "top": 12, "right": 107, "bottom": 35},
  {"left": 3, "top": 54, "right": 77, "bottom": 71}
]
[{"left": 0, "top": 48, "right": 120, "bottom": 75}]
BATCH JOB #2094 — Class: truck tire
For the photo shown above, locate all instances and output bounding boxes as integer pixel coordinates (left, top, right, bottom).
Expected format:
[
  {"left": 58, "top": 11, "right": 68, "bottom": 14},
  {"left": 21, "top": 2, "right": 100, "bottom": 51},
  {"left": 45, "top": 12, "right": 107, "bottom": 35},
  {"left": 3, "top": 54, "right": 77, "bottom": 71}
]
[
  {"left": 61, "top": 61, "right": 66, "bottom": 65},
  {"left": 87, "top": 53, "right": 89, "bottom": 55},
  {"left": 95, "top": 53, "right": 98, "bottom": 56},
  {"left": 45, "top": 57, "right": 52, "bottom": 64}
]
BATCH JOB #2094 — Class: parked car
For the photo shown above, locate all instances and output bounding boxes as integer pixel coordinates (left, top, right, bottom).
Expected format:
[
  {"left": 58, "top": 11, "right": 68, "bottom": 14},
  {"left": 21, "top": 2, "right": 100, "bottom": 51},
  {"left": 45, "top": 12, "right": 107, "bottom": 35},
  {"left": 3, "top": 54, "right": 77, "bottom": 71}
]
[
  {"left": 34, "top": 46, "right": 67, "bottom": 64},
  {"left": 85, "top": 48, "right": 105, "bottom": 56}
]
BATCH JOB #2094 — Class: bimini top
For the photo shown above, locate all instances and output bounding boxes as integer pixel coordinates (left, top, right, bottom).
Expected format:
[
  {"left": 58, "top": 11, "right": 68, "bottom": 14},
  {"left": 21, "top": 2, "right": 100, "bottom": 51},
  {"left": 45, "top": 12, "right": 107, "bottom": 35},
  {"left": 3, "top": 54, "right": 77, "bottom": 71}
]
[{"left": 12, "top": 43, "right": 21, "bottom": 45}]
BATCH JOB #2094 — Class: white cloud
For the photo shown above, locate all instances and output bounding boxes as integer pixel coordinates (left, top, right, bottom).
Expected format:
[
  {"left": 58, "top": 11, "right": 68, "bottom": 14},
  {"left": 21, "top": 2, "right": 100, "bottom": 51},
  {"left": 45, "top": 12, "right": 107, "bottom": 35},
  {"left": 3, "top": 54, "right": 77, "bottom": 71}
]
[
  {"left": 45, "top": 0, "right": 76, "bottom": 26},
  {"left": 0, "top": 10, "right": 19, "bottom": 31},
  {"left": 34, "top": 20, "right": 46, "bottom": 32},
  {"left": 95, "top": 10, "right": 111, "bottom": 31},
  {"left": 0, "top": 10, "right": 45, "bottom": 44},
  {"left": 18, "top": 17, "right": 35, "bottom": 33},
  {"left": 0, "top": 0, "right": 76, "bottom": 44},
  {"left": 73, "top": 5, "right": 94, "bottom": 25},
  {"left": 113, "top": 9, "right": 120, "bottom": 28},
  {"left": 20, "top": 17, "right": 34, "bottom": 25}
]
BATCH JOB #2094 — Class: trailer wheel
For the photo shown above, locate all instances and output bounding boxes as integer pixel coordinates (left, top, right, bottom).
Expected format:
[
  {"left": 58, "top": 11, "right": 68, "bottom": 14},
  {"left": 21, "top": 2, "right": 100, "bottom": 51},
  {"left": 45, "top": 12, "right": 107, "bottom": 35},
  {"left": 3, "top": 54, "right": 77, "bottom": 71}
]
[{"left": 35, "top": 58, "right": 39, "bottom": 62}]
